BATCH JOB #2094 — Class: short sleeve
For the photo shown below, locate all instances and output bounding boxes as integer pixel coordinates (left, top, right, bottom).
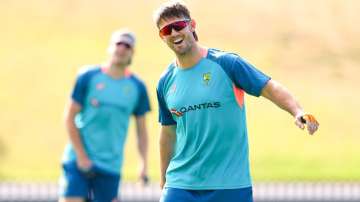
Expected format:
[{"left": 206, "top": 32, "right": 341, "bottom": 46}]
[
  {"left": 133, "top": 80, "right": 151, "bottom": 116},
  {"left": 219, "top": 53, "right": 271, "bottom": 97},
  {"left": 157, "top": 73, "right": 176, "bottom": 125},
  {"left": 71, "top": 67, "right": 101, "bottom": 106},
  {"left": 71, "top": 69, "right": 91, "bottom": 106}
]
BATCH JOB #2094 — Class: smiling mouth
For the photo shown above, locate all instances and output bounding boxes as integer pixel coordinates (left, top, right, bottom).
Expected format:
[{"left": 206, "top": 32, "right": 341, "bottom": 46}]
[{"left": 173, "top": 38, "right": 184, "bottom": 45}]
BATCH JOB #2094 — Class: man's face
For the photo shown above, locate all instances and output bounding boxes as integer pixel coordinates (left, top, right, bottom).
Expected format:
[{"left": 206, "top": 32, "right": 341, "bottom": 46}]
[
  {"left": 109, "top": 41, "right": 133, "bottom": 66},
  {"left": 158, "top": 17, "right": 196, "bottom": 55}
]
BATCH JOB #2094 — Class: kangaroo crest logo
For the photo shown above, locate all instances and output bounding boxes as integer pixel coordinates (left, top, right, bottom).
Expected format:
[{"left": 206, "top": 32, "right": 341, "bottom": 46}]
[{"left": 203, "top": 72, "right": 211, "bottom": 85}]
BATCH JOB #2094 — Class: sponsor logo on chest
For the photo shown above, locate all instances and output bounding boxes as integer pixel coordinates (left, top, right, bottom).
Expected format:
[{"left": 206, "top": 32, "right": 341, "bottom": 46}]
[{"left": 170, "top": 102, "right": 221, "bottom": 117}]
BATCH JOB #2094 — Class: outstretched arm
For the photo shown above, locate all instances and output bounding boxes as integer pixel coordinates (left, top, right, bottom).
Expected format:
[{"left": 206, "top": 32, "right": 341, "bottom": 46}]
[{"left": 261, "top": 79, "right": 319, "bottom": 135}]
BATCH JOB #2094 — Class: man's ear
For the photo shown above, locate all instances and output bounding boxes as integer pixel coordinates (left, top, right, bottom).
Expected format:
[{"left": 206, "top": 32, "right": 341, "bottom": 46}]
[
  {"left": 190, "top": 19, "right": 196, "bottom": 31},
  {"left": 159, "top": 32, "right": 166, "bottom": 40}
]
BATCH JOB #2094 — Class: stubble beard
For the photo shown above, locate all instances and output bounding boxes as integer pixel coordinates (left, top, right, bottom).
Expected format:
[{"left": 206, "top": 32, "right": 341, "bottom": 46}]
[{"left": 173, "top": 41, "right": 194, "bottom": 57}]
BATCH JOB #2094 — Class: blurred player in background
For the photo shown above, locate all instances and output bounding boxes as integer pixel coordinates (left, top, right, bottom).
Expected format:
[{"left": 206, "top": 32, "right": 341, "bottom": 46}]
[
  {"left": 59, "top": 29, "right": 151, "bottom": 202},
  {"left": 154, "top": 1, "right": 319, "bottom": 202}
]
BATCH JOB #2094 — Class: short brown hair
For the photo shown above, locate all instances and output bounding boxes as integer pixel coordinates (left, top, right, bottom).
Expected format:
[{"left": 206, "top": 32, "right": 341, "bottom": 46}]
[{"left": 153, "top": 1, "right": 198, "bottom": 41}]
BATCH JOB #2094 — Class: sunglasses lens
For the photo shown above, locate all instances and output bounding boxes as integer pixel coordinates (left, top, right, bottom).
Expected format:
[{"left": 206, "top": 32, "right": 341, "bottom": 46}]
[
  {"left": 160, "top": 26, "right": 172, "bottom": 36},
  {"left": 159, "top": 20, "right": 189, "bottom": 36},
  {"left": 172, "top": 21, "right": 188, "bottom": 31}
]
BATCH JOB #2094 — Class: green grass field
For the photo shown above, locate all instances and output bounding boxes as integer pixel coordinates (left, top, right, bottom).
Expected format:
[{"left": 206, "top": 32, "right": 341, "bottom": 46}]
[{"left": 0, "top": 0, "right": 359, "bottom": 181}]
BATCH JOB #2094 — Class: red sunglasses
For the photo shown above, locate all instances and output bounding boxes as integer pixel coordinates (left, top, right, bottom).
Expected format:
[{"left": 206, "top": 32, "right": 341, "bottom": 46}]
[{"left": 159, "top": 19, "right": 191, "bottom": 37}]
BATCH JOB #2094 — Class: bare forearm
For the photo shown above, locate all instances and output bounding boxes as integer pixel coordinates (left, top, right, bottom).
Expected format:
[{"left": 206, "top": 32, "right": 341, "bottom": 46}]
[
  {"left": 262, "top": 80, "right": 303, "bottom": 117},
  {"left": 261, "top": 80, "right": 319, "bottom": 135},
  {"left": 135, "top": 116, "right": 149, "bottom": 170},
  {"left": 137, "top": 131, "right": 148, "bottom": 169},
  {"left": 159, "top": 130, "right": 175, "bottom": 182},
  {"left": 66, "top": 117, "right": 88, "bottom": 159}
]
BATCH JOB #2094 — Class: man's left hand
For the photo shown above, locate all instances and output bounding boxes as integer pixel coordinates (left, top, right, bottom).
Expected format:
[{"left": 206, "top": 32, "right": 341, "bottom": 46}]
[{"left": 295, "top": 114, "right": 319, "bottom": 135}]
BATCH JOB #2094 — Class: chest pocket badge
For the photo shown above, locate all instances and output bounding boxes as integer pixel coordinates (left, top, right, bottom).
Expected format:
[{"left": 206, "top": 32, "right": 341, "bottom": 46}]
[{"left": 203, "top": 72, "right": 211, "bottom": 86}]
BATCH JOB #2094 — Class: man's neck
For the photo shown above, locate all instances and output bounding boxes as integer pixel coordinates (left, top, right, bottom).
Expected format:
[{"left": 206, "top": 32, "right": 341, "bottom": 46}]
[
  {"left": 176, "top": 44, "right": 206, "bottom": 69},
  {"left": 103, "top": 62, "right": 127, "bottom": 79}
]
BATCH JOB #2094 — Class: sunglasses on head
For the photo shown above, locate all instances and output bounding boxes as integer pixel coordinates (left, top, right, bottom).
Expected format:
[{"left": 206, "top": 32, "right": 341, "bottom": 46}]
[
  {"left": 116, "top": 42, "right": 132, "bottom": 49},
  {"left": 159, "top": 19, "right": 191, "bottom": 37}
]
